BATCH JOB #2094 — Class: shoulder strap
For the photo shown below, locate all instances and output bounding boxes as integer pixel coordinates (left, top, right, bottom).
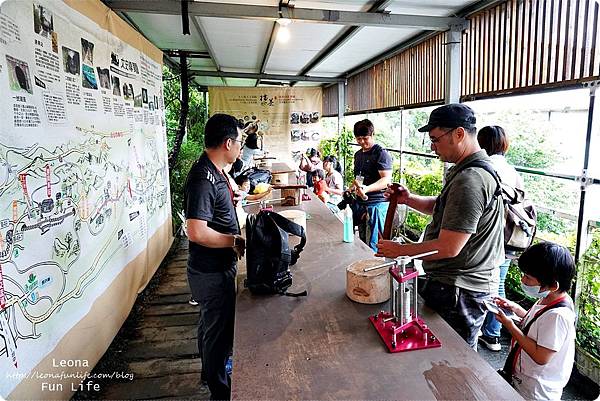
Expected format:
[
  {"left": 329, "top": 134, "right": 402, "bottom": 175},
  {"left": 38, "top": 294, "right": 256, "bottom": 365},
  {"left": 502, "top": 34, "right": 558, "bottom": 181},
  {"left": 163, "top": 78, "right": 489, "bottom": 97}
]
[
  {"left": 436, "top": 159, "right": 502, "bottom": 212},
  {"left": 502, "top": 298, "right": 573, "bottom": 378},
  {"left": 267, "top": 211, "right": 307, "bottom": 265}
]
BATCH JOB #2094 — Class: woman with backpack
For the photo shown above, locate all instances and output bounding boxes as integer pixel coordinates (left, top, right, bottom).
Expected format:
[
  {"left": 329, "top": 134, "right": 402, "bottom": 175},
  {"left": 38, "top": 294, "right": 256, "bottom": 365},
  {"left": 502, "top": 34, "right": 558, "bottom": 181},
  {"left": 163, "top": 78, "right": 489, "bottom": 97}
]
[
  {"left": 493, "top": 242, "right": 576, "bottom": 400},
  {"left": 477, "top": 125, "right": 524, "bottom": 352}
]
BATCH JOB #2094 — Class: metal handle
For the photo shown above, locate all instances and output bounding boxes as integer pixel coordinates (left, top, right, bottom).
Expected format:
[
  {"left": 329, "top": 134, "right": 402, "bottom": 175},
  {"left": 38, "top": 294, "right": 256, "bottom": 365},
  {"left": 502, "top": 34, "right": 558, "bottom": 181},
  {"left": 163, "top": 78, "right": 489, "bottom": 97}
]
[
  {"left": 363, "top": 250, "right": 439, "bottom": 272},
  {"left": 363, "top": 260, "right": 397, "bottom": 272}
]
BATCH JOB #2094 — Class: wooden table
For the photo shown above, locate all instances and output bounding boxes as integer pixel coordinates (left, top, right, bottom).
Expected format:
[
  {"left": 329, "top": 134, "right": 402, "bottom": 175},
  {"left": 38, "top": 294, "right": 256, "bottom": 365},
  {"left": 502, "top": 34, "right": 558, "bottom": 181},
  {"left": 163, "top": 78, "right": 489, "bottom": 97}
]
[{"left": 232, "top": 194, "right": 522, "bottom": 400}]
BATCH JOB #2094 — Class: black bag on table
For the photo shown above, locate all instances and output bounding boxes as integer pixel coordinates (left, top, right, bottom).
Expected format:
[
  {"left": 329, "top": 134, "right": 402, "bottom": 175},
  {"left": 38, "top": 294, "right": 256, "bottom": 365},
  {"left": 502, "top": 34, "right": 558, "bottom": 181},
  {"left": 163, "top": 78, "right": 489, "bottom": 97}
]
[
  {"left": 245, "top": 210, "right": 307, "bottom": 297},
  {"left": 240, "top": 167, "right": 272, "bottom": 193}
]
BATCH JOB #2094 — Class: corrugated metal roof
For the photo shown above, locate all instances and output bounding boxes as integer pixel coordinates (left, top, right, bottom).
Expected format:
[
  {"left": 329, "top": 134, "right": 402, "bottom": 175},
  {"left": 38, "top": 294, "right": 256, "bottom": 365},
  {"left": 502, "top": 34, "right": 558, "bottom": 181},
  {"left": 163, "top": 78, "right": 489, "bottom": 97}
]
[{"left": 106, "top": 0, "right": 484, "bottom": 87}]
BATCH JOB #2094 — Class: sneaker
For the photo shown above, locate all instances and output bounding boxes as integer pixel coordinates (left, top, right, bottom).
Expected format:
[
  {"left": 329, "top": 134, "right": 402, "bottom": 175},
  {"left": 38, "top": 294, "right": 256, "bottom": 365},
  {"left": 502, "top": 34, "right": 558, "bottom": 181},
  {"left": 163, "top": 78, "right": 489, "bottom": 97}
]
[
  {"left": 479, "top": 334, "right": 501, "bottom": 351},
  {"left": 225, "top": 357, "right": 233, "bottom": 375},
  {"left": 188, "top": 297, "right": 199, "bottom": 306}
]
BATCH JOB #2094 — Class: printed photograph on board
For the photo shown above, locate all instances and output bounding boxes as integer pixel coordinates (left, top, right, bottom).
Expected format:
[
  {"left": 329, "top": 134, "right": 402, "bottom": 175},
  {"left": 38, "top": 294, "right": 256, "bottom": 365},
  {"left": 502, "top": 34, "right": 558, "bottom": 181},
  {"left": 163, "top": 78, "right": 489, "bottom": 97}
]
[
  {"left": 290, "top": 111, "right": 300, "bottom": 124},
  {"left": 33, "top": 4, "right": 54, "bottom": 38},
  {"left": 111, "top": 75, "right": 121, "bottom": 96},
  {"left": 62, "top": 47, "right": 80, "bottom": 75},
  {"left": 51, "top": 32, "right": 59, "bottom": 53},
  {"left": 81, "top": 38, "right": 94, "bottom": 65},
  {"left": 134, "top": 92, "right": 142, "bottom": 107},
  {"left": 122, "top": 82, "right": 134, "bottom": 101},
  {"left": 6, "top": 55, "right": 33, "bottom": 94},
  {"left": 82, "top": 65, "right": 98, "bottom": 89},
  {"left": 97, "top": 68, "right": 111, "bottom": 90}
]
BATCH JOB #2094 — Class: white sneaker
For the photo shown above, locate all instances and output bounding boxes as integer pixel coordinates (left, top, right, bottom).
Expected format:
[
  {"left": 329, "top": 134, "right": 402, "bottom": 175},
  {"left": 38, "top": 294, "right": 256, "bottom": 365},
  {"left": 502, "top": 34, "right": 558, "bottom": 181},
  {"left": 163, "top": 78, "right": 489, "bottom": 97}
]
[
  {"left": 479, "top": 335, "right": 501, "bottom": 351},
  {"left": 188, "top": 297, "right": 199, "bottom": 306}
]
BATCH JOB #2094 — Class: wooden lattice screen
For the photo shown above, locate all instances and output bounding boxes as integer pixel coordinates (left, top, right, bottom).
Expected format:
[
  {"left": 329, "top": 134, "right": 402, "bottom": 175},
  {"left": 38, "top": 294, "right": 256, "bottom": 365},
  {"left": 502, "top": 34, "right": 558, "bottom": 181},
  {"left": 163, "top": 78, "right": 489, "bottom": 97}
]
[
  {"left": 322, "top": 0, "right": 600, "bottom": 116},
  {"left": 462, "top": 0, "right": 600, "bottom": 99},
  {"left": 345, "top": 33, "right": 445, "bottom": 114}
]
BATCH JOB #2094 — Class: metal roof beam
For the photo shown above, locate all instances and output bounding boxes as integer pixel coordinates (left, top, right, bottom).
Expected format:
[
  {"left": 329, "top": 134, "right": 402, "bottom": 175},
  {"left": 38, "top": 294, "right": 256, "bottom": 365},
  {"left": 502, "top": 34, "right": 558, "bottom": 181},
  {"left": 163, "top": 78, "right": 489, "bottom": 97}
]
[
  {"left": 257, "top": 0, "right": 289, "bottom": 87},
  {"left": 189, "top": 14, "right": 227, "bottom": 85},
  {"left": 190, "top": 70, "right": 345, "bottom": 83},
  {"left": 292, "top": 0, "right": 392, "bottom": 85},
  {"left": 343, "top": 0, "right": 504, "bottom": 79},
  {"left": 106, "top": 1, "right": 465, "bottom": 30}
]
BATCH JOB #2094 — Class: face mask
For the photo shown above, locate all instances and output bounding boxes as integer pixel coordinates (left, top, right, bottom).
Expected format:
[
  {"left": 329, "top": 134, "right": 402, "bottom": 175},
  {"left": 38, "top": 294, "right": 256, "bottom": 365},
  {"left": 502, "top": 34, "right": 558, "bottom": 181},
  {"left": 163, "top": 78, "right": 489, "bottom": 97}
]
[{"left": 521, "top": 282, "right": 550, "bottom": 299}]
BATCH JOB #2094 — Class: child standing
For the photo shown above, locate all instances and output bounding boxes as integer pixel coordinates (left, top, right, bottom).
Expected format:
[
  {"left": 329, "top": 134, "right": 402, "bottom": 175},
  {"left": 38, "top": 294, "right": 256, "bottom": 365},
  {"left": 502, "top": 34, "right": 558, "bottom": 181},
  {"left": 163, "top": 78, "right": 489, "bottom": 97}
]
[
  {"left": 312, "top": 169, "right": 328, "bottom": 203},
  {"left": 493, "top": 242, "right": 576, "bottom": 400}
]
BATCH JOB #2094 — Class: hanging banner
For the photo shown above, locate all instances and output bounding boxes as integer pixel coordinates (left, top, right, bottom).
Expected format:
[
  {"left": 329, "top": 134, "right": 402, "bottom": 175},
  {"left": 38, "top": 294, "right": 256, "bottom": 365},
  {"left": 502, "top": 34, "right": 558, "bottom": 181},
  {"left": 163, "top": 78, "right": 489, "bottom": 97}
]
[
  {"left": 0, "top": 0, "right": 172, "bottom": 399},
  {"left": 209, "top": 87, "right": 324, "bottom": 162}
]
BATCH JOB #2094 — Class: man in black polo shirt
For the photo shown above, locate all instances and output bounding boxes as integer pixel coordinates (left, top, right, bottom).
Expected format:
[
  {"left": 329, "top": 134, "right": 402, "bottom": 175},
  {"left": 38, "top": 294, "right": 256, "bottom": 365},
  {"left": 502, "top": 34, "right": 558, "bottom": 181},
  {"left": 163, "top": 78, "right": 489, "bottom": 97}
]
[{"left": 184, "top": 114, "right": 245, "bottom": 400}]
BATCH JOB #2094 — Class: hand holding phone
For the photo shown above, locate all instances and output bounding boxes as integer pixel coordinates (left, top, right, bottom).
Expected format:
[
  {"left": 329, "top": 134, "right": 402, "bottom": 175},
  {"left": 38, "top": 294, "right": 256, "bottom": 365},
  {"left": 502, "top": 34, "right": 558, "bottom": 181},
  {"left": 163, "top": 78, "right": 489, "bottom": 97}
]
[{"left": 483, "top": 300, "right": 521, "bottom": 322}]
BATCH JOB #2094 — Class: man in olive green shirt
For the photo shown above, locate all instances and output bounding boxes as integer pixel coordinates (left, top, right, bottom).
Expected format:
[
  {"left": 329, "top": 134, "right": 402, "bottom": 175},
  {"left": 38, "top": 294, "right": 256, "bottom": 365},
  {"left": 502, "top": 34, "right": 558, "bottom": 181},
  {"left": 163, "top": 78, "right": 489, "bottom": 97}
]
[{"left": 376, "top": 104, "right": 504, "bottom": 349}]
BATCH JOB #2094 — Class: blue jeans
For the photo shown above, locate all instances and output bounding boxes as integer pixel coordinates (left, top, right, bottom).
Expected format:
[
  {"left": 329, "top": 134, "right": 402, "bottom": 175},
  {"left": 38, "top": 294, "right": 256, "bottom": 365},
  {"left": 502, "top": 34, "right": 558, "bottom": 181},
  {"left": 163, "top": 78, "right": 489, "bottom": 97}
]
[
  {"left": 481, "top": 258, "right": 510, "bottom": 338},
  {"left": 366, "top": 202, "right": 389, "bottom": 252}
]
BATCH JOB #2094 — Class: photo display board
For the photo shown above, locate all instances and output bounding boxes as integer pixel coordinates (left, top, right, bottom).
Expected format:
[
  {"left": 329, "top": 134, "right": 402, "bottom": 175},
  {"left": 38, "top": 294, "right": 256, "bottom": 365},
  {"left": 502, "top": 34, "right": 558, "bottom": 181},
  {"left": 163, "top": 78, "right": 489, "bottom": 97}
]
[
  {"left": 0, "top": 0, "right": 172, "bottom": 398},
  {"left": 209, "top": 87, "right": 324, "bottom": 162}
]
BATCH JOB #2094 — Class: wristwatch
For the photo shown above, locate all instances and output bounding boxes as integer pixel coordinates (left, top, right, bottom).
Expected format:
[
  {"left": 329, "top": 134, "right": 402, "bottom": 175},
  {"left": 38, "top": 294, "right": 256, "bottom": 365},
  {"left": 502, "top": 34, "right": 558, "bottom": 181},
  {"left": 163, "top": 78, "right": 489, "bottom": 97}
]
[{"left": 233, "top": 235, "right": 243, "bottom": 248}]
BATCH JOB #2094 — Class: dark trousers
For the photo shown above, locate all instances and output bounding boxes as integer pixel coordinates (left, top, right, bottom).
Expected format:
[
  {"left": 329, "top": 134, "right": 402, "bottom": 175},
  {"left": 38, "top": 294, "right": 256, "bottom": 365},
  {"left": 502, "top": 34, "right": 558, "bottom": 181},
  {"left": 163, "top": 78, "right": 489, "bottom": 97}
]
[
  {"left": 419, "top": 279, "right": 490, "bottom": 349},
  {"left": 187, "top": 265, "right": 236, "bottom": 400}
]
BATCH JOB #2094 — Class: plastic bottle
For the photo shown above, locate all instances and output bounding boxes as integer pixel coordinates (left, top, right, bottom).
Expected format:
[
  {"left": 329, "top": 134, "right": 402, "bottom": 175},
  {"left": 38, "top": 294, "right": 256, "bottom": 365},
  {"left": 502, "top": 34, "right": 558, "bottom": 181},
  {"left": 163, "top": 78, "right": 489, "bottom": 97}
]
[{"left": 343, "top": 205, "right": 354, "bottom": 243}]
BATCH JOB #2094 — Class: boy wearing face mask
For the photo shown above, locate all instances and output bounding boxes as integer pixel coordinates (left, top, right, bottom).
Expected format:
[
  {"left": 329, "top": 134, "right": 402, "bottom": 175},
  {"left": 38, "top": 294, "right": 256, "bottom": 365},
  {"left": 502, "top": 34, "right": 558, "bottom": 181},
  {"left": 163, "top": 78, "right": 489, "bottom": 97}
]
[{"left": 492, "top": 242, "right": 576, "bottom": 401}]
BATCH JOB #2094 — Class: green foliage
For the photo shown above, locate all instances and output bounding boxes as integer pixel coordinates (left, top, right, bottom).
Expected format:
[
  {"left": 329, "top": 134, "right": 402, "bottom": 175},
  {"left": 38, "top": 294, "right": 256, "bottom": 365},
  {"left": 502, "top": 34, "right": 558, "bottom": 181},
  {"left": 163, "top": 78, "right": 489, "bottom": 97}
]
[
  {"left": 577, "top": 230, "right": 600, "bottom": 359},
  {"left": 163, "top": 66, "right": 207, "bottom": 227},
  {"left": 319, "top": 126, "right": 356, "bottom": 185},
  {"left": 404, "top": 110, "right": 430, "bottom": 153},
  {"left": 400, "top": 160, "right": 443, "bottom": 233},
  {"left": 536, "top": 211, "right": 570, "bottom": 235},
  {"left": 169, "top": 140, "right": 203, "bottom": 226}
]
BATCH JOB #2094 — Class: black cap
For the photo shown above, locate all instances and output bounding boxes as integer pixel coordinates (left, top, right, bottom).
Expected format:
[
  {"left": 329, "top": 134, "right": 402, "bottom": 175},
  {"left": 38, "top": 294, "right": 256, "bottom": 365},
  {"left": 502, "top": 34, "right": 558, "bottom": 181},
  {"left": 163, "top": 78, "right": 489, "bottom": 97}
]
[{"left": 418, "top": 103, "right": 476, "bottom": 132}]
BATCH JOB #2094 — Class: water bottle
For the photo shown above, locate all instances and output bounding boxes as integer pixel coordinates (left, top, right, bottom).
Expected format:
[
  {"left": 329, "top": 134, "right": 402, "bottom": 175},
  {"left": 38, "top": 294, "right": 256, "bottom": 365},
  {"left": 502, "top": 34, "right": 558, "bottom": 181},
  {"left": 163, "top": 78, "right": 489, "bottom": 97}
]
[{"left": 343, "top": 205, "right": 354, "bottom": 243}]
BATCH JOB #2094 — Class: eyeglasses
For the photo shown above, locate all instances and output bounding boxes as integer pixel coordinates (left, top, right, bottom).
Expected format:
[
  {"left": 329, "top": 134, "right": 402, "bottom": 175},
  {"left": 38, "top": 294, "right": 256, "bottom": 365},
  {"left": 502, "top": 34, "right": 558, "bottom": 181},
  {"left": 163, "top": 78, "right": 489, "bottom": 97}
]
[
  {"left": 231, "top": 137, "right": 244, "bottom": 145},
  {"left": 429, "top": 128, "right": 455, "bottom": 144}
]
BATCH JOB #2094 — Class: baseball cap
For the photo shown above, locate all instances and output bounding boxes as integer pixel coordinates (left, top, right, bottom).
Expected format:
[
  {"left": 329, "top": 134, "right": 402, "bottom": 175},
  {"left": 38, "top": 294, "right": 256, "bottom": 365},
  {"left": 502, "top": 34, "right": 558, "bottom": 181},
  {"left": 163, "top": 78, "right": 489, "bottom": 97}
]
[{"left": 418, "top": 103, "right": 477, "bottom": 132}]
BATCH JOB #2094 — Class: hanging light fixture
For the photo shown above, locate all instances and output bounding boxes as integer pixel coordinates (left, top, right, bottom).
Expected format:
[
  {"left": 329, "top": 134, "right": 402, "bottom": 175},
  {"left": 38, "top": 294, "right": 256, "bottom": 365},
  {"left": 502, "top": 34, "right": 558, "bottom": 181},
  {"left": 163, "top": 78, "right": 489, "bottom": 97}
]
[{"left": 277, "top": 18, "right": 291, "bottom": 43}]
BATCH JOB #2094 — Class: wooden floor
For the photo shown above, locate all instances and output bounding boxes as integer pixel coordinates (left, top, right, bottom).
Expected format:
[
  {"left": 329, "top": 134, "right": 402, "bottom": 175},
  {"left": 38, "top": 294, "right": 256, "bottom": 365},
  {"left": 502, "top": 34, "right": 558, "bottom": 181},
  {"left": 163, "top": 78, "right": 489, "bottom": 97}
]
[{"left": 99, "top": 239, "right": 210, "bottom": 400}]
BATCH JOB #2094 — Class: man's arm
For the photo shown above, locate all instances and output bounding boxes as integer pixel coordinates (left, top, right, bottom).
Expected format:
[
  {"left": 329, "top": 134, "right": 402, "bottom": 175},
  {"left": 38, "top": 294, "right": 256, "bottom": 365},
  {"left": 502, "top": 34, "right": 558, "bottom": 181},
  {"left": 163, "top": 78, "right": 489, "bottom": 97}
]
[
  {"left": 187, "top": 219, "right": 245, "bottom": 258},
  {"left": 375, "top": 228, "right": 471, "bottom": 260},
  {"left": 384, "top": 184, "right": 437, "bottom": 215},
  {"left": 187, "top": 219, "right": 235, "bottom": 248},
  {"left": 362, "top": 170, "right": 392, "bottom": 193},
  {"left": 406, "top": 194, "right": 438, "bottom": 215}
]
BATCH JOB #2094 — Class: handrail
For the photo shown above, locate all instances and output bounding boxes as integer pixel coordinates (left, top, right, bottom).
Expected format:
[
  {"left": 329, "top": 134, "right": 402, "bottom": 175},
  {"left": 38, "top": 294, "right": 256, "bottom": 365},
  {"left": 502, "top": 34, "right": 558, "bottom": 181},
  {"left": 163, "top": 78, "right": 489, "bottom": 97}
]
[{"left": 349, "top": 143, "right": 600, "bottom": 183}]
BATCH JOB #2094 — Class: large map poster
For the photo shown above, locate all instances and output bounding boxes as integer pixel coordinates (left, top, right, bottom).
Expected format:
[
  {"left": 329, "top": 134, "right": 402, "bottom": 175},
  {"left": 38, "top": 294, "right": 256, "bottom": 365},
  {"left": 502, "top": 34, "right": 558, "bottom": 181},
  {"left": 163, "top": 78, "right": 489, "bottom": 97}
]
[
  {"left": 0, "top": 0, "right": 171, "bottom": 398},
  {"left": 209, "top": 87, "right": 325, "bottom": 163}
]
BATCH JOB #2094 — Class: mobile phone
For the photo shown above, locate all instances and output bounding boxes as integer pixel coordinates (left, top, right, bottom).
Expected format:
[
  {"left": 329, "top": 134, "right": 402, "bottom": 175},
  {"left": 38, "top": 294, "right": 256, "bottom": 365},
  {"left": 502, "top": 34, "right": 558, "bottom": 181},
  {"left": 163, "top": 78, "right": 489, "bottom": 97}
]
[{"left": 483, "top": 300, "right": 521, "bottom": 322}]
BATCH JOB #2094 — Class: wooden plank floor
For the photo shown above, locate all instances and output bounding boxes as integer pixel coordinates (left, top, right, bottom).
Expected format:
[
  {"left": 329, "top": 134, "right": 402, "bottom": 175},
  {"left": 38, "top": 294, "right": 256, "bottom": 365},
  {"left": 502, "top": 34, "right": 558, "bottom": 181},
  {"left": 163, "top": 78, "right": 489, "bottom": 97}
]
[{"left": 90, "top": 239, "right": 211, "bottom": 400}]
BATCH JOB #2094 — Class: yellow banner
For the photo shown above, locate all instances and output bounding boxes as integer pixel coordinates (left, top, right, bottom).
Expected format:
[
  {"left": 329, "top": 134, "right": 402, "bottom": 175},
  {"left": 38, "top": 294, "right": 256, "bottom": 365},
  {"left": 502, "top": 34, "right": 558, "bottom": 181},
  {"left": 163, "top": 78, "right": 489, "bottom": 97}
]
[{"left": 209, "top": 87, "right": 323, "bottom": 161}]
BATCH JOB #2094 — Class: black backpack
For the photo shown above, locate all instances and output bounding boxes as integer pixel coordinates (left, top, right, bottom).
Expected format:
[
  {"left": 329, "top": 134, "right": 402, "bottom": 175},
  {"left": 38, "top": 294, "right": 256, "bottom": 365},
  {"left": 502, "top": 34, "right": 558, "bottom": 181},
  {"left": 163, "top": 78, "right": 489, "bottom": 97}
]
[
  {"left": 240, "top": 168, "right": 272, "bottom": 193},
  {"left": 438, "top": 159, "right": 537, "bottom": 252},
  {"left": 245, "top": 210, "right": 307, "bottom": 296}
]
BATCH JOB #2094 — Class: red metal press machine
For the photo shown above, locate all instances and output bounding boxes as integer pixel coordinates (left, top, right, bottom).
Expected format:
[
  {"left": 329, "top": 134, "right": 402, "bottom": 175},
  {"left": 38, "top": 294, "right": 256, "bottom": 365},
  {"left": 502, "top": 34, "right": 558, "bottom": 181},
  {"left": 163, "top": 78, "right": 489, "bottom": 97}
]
[{"left": 367, "top": 183, "right": 442, "bottom": 353}]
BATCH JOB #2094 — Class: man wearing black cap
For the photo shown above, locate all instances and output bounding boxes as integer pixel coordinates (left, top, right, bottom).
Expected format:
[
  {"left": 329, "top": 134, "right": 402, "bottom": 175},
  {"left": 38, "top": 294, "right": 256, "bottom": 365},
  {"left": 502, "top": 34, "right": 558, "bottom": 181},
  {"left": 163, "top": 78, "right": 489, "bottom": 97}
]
[{"left": 375, "top": 103, "right": 504, "bottom": 350}]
